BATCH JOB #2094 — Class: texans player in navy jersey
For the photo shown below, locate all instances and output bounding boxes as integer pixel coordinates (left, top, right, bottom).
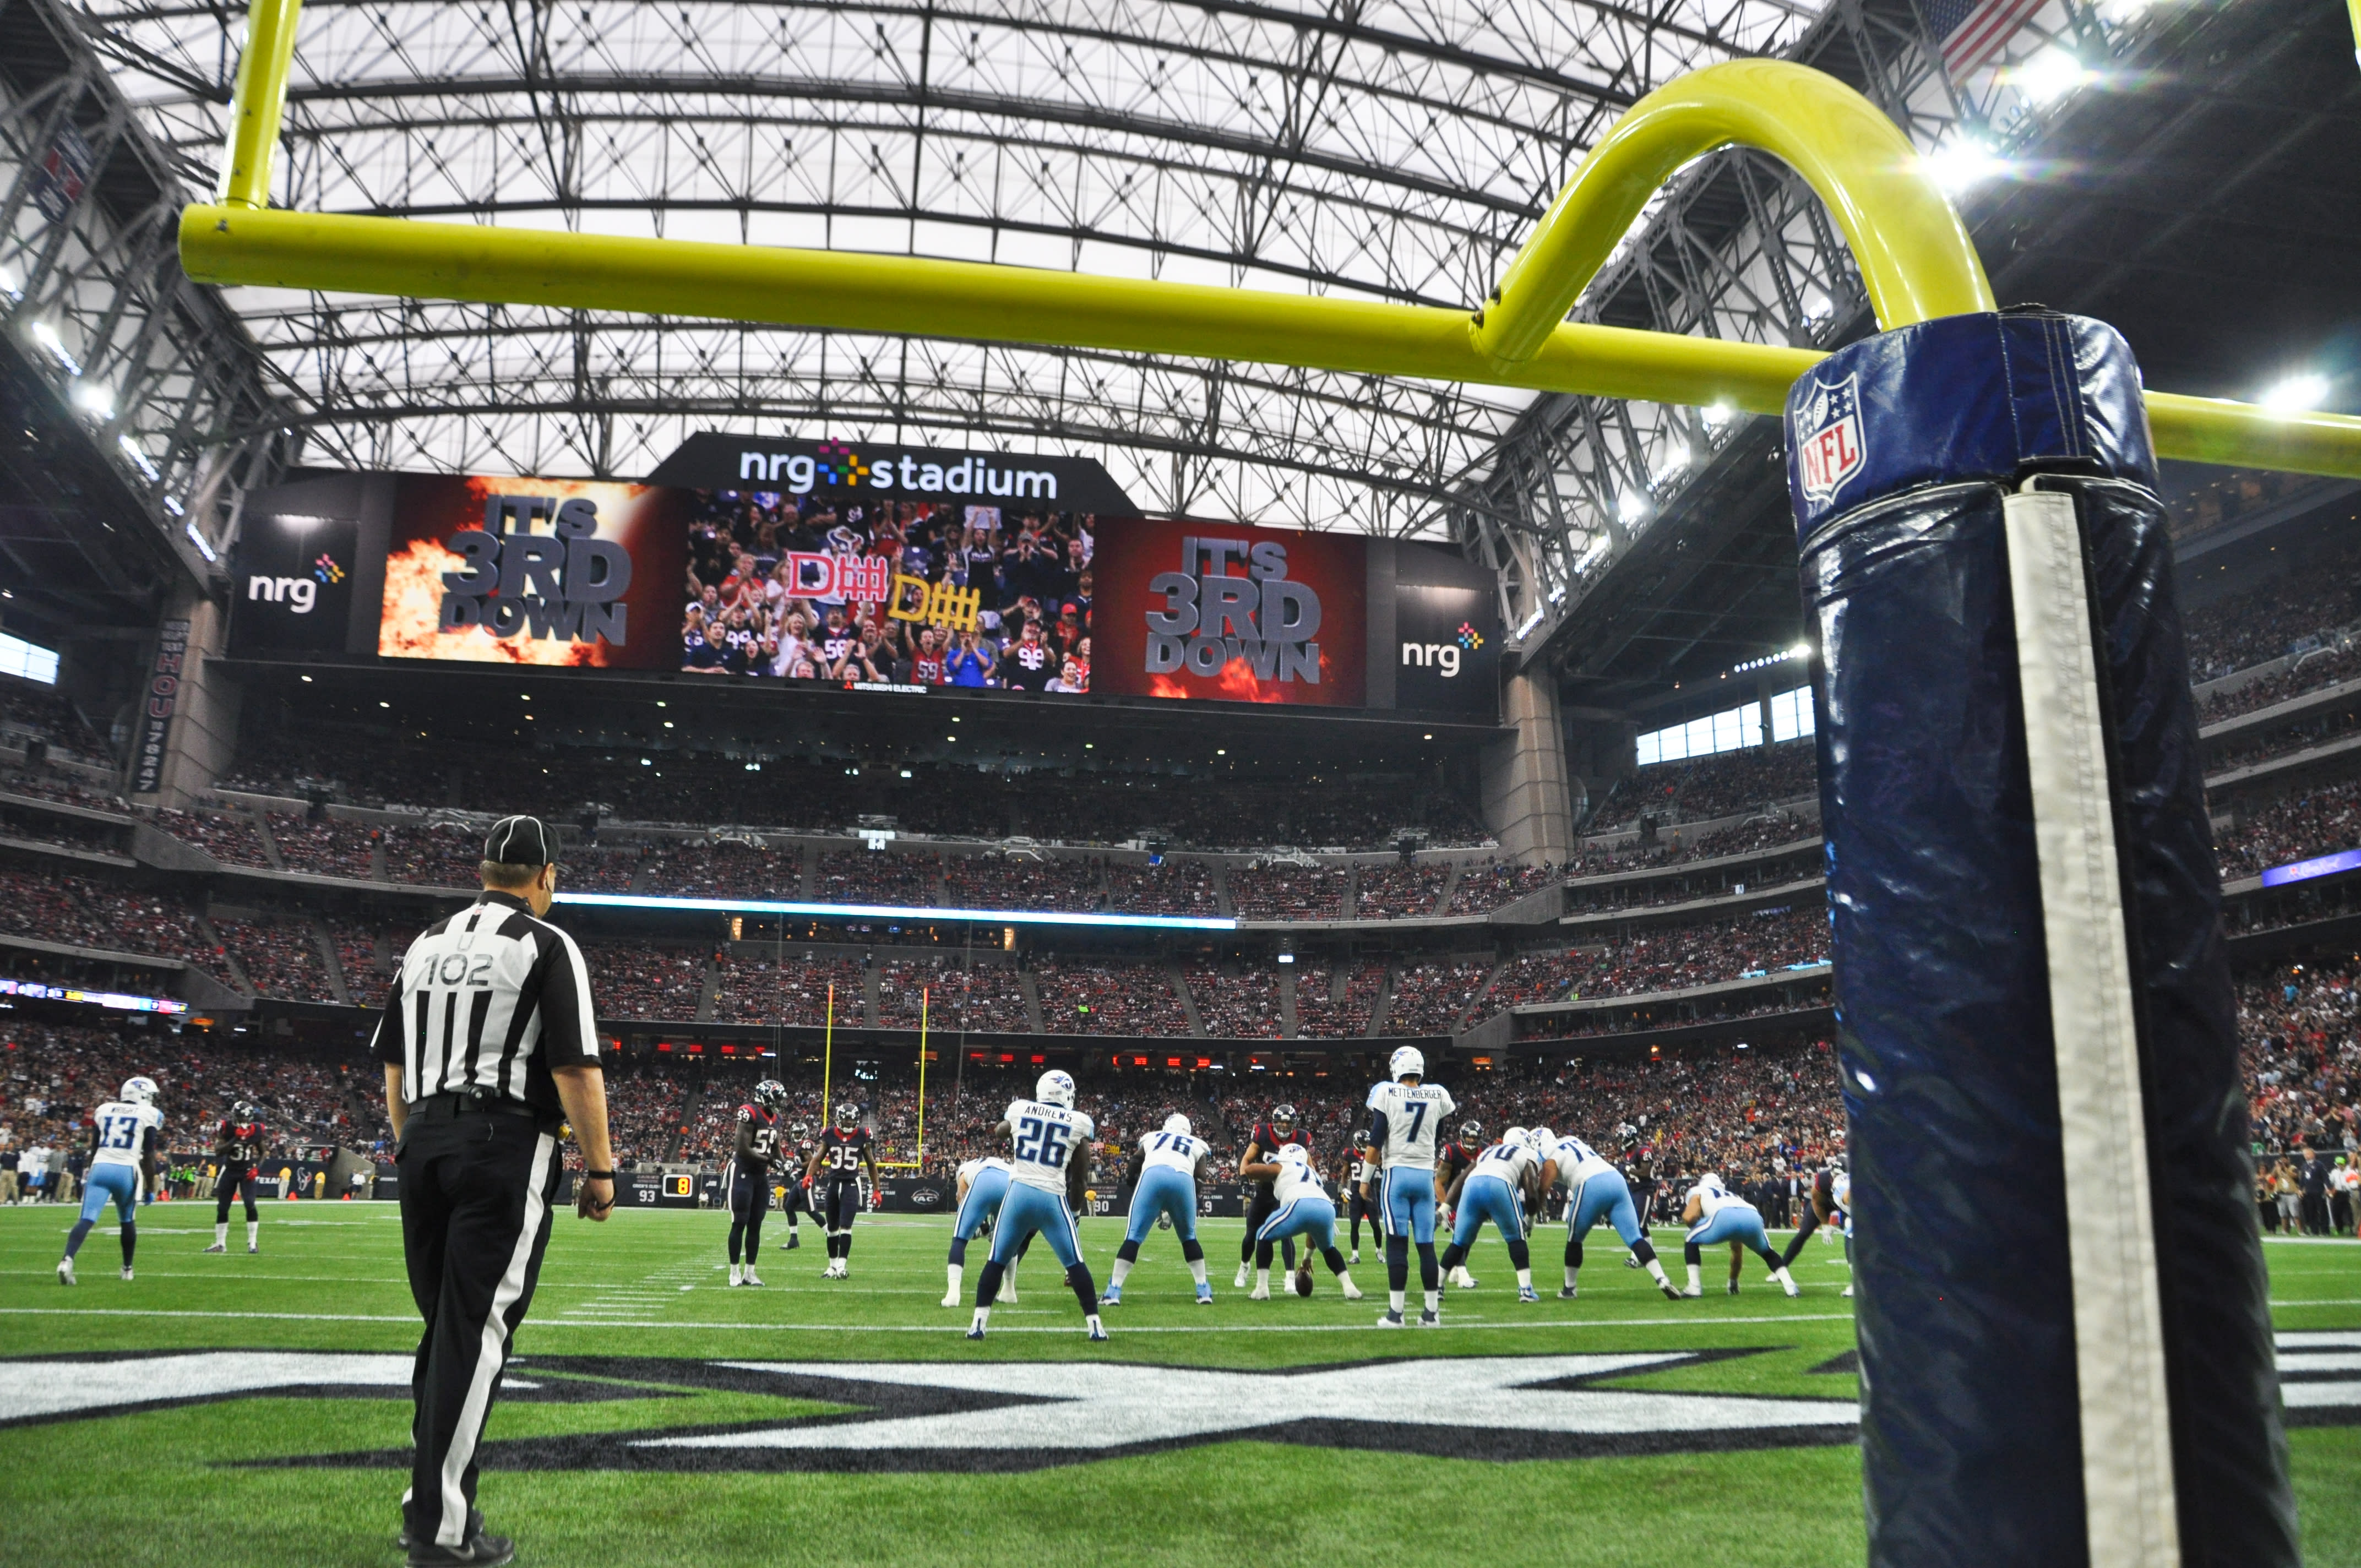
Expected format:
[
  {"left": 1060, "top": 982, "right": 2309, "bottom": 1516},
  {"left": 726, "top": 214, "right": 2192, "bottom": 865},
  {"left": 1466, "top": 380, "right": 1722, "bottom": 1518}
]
[
  {"left": 1436, "top": 1122, "right": 1483, "bottom": 1287},
  {"left": 803, "top": 1102, "right": 878, "bottom": 1278},
  {"left": 1233, "top": 1105, "right": 1308, "bottom": 1288},
  {"left": 776, "top": 1120, "right": 813, "bottom": 1252},
  {"left": 726, "top": 1080, "right": 789, "bottom": 1286},
  {"left": 1340, "top": 1128, "right": 1383, "bottom": 1264},
  {"left": 204, "top": 1101, "right": 265, "bottom": 1254}
]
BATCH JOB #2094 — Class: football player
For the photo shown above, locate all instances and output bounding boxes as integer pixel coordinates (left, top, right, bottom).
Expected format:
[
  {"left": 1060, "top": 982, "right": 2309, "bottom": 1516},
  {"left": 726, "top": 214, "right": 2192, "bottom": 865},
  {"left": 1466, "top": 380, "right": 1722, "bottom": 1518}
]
[
  {"left": 1777, "top": 1153, "right": 1852, "bottom": 1294},
  {"left": 204, "top": 1100, "right": 265, "bottom": 1254},
  {"left": 1437, "top": 1127, "right": 1544, "bottom": 1302},
  {"left": 1678, "top": 1171, "right": 1800, "bottom": 1298},
  {"left": 1233, "top": 1104, "right": 1308, "bottom": 1288},
  {"left": 1241, "top": 1142, "right": 1362, "bottom": 1301},
  {"left": 58, "top": 1076, "right": 161, "bottom": 1285},
  {"left": 1367, "top": 1047, "right": 1455, "bottom": 1327},
  {"left": 1107, "top": 1113, "right": 1215, "bottom": 1306},
  {"left": 945, "top": 1153, "right": 1032, "bottom": 1307},
  {"left": 967, "top": 1069, "right": 1107, "bottom": 1342},
  {"left": 777, "top": 1120, "right": 813, "bottom": 1251},
  {"left": 1434, "top": 1120, "right": 1482, "bottom": 1286},
  {"left": 803, "top": 1101, "right": 878, "bottom": 1278},
  {"left": 1341, "top": 1127, "right": 1383, "bottom": 1263},
  {"left": 726, "top": 1080, "right": 788, "bottom": 1286},
  {"left": 1538, "top": 1126, "right": 1680, "bottom": 1299}
]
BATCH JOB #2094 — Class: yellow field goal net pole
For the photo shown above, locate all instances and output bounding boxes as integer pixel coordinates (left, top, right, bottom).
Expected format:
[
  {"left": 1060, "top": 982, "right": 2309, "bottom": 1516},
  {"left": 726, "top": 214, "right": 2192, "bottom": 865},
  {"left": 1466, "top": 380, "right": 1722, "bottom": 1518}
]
[
  {"left": 179, "top": 0, "right": 2361, "bottom": 481},
  {"left": 820, "top": 983, "right": 833, "bottom": 1128}
]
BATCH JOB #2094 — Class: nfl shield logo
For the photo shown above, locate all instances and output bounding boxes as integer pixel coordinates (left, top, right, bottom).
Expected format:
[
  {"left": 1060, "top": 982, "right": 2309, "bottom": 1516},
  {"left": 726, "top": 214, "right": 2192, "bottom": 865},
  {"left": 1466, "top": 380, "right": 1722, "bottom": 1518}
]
[{"left": 1796, "top": 374, "right": 1866, "bottom": 507}]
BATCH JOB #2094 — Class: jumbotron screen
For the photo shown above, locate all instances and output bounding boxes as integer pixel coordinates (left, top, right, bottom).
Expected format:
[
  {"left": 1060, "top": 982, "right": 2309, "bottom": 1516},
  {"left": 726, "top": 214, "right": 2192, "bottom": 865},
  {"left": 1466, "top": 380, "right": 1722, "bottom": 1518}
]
[{"left": 228, "top": 439, "right": 1502, "bottom": 720}]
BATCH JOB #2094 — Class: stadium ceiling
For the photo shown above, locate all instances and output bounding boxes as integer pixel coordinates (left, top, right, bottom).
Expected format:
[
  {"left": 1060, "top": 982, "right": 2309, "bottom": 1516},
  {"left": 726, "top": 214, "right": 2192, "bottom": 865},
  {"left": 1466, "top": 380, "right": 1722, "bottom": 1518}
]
[{"left": 75, "top": 0, "right": 1845, "bottom": 549}]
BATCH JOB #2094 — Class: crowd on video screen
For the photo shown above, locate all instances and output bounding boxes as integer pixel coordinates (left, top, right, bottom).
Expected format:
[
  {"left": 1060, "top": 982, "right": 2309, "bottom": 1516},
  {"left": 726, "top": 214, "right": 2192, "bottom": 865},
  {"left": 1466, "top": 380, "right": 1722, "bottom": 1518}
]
[{"left": 681, "top": 491, "right": 1095, "bottom": 693}]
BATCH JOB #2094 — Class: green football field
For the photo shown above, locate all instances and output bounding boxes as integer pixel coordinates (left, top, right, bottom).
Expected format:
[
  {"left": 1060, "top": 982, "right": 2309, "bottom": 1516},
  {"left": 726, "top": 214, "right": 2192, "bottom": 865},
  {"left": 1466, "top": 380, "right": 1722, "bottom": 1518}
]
[{"left": 0, "top": 1201, "right": 2355, "bottom": 1567}]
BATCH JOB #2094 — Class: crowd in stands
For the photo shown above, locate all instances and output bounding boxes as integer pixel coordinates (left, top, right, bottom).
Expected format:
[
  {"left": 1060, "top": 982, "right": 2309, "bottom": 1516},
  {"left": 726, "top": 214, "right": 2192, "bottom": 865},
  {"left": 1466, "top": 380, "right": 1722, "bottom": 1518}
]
[
  {"left": 643, "top": 842, "right": 798, "bottom": 899},
  {"left": 1292, "top": 962, "right": 1384, "bottom": 1039},
  {"left": 1033, "top": 959, "right": 1190, "bottom": 1037},
  {"left": 266, "top": 812, "right": 374, "bottom": 879},
  {"left": 380, "top": 824, "right": 486, "bottom": 888},
  {"left": 0, "top": 771, "right": 130, "bottom": 814},
  {"left": 710, "top": 951, "right": 864, "bottom": 1027},
  {"left": 1448, "top": 862, "right": 1557, "bottom": 916},
  {"left": 0, "top": 679, "right": 112, "bottom": 768},
  {"left": 330, "top": 922, "right": 386, "bottom": 1004},
  {"left": 945, "top": 853, "right": 1100, "bottom": 911},
  {"left": 1355, "top": 862, "right": 1446, "bottom": 919},
  {"left": 877, "top": 957, "right": 1030, "bottom": 1033},
  {"left": 2216, "top": 780, "right": 2361, "bottom": 881},
  {"left": 210, "top": 915, "right": 339, "bottom": 1004},
  {"left": 1185, "top": 963, "right": 1282, "bottom": 1039},
  {"left": 1517, "top": 987, "right": 1831, "bottom": 1043},
  {"left": 2183, "top": 535, "right": 2361, "bottom": 681},
  {"left": 0, "top": 803, "right": 125, "bottom": 854},
  {"left": 2237, "top": 962, "right": 2361, "bottom": 1164},
  {"left": 159, "top": 808, "right": 271, "bottom": 869},
  {"left": 1228, "top": 864, "right": 1347, "bottom": 922},
  {"left": 2199, "top": 645, "right": 2361, "bottom": 726},
  {"left": 581, "top": 942, "right": 710, "bottom": 1021},
  {"left": 0, "top": 864, "right": 223, "bottom": 979},
  {"left": 1385, "top": 957, "right": 1494, "bottom": 1034},
  {"left": 1588, "top": 740, "right": 1817, "bottom": 832},
  {"left": 815, "top": 848, "right": 934, "bottom": 905},
  {"left": 2208, "top": 710, "right": 2361, "bottom": 776},
  {"left": 1103, "top": 860, "right": 1221, "bottom": 915}
]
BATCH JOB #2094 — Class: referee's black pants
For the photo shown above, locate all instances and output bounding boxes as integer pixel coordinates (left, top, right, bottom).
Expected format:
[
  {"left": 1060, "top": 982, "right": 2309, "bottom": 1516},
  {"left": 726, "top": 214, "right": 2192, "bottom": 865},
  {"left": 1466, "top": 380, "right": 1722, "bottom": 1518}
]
[{"left": 396, "top": 1101, "right": 562, "bottom": 1550}]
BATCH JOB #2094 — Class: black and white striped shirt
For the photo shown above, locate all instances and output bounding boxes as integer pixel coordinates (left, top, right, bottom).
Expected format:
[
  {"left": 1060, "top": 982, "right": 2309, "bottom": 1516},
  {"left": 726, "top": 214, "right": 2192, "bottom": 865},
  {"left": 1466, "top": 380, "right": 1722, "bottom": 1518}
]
[{"left": 372, "top": 892, "right": 600, "bottom": 1117}]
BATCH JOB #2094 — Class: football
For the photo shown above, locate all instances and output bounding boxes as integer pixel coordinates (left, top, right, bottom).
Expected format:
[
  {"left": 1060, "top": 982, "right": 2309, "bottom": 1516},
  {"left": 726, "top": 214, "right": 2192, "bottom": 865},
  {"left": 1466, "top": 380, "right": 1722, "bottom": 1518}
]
[{"left": 1293, "top": 1265, "right": 1314, "bottom": 1298}]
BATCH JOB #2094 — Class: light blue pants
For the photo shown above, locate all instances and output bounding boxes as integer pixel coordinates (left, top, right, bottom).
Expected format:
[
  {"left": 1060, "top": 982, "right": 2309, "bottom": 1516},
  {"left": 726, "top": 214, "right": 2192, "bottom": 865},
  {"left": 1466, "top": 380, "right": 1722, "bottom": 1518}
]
[
  {"left": 1569, "top": 1168, "right": 1646, "bottom": 1247},
  {"left": 1451, "top": 1173, "right": 1526, "bottom": 1248},
  {"left": 953, "top": 1166, "right": 1010, "bottom": 1242},
  {"left": 1124, "top": 1166, "right": 1200, "bottom": 1245},
  {"left": 79, "top": 1163, "right": 138, "bottom": 1224},
  {"left": 1687, "top": 1201, "right": 1772, "bottom": 1253},
  {"left": 1381, "top": 1166, "right": 1439, "bottom": 1245},
  {"left": 991, "top": 1182, "right": 1082, "bottom": 1269},
  {"left": 1255, "top": 1191, "right": 1337, "bottom": 1253}
]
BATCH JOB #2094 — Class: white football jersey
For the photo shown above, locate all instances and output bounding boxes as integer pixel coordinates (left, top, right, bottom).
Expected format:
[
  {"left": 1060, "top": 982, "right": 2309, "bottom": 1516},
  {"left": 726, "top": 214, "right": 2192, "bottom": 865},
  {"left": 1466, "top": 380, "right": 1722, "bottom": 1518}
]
[
  {"left": 1271, "top": 1145, "right": 1324, "bottom": 1204},
  {"left": 1469, "top": 1141, "right": 1537, "bottom": 1186},
  {"left": 1002, "top": 1099, "right": 1095, "bottom": 1194},
  {"left": 1543, "top": 1136, "right": 1615, "bottom": 1188},
  {"left": 1688, "top": 1175, "right": 1748, "bottom": 1221},
  {"left": 957, "top": 1156, "right": 1012, "bottom": 1186},
  {"left": 89, "top": 1100, "right": 162, "bottom": 1169},
  {"left": 1830, "top": 1168, "right": 1852, "bottom": 1237},
  {"left": 1366, "top": 1080, "right": 1457, "bottom": 1169},
  {"left": 1138, "top": 1129, "right": 1210, "bottom": 1175}
]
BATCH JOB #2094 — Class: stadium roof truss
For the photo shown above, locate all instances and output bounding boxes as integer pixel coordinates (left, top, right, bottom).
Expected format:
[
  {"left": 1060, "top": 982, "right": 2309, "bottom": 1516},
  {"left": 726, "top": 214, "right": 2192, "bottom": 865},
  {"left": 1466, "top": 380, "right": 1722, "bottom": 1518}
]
[{"left": 0, "top": 0, "right": 2172, "bottom": 622}]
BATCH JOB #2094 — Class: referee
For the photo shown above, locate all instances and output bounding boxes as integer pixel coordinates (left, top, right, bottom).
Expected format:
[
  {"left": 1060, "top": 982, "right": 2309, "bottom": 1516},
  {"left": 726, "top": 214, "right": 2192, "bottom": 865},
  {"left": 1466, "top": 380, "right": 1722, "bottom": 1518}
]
[{"left": 376, "top": 814, "right": 616, "bottom": 1568}]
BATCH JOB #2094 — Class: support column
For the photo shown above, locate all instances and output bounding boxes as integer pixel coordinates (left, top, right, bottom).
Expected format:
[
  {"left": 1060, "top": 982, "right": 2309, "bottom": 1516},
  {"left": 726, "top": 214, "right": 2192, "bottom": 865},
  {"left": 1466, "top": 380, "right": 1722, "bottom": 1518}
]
[
  {"left": 129, "top": 592, "right": 239, "bottom": 807},
  {"left": 1478, "top": 669, "right": 1573, "bottom": 864}
]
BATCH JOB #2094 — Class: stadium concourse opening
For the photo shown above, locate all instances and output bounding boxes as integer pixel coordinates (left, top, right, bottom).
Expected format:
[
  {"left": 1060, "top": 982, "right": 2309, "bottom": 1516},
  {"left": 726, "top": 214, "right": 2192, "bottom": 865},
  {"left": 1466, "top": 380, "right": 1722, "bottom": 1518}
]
[{"left": 3, "top": 0, "right": 2361, "bottom": 1564}]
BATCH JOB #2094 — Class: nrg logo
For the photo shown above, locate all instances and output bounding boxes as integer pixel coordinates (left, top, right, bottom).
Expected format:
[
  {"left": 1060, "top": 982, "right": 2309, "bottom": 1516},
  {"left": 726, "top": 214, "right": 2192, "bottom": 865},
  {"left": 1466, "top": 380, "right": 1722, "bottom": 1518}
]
[
  {"left": 246, "top": 554, "right": 344, "bottom": 615},
  {"left": 1401, "top": 622, "right": 1484, "bottom": 678}
]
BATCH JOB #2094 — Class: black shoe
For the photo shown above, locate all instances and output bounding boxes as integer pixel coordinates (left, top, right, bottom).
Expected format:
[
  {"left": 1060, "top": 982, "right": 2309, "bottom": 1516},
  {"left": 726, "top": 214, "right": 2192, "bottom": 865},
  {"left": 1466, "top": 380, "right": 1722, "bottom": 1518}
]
[
  {"left": 406, "top": 1531, "right": 514, "bottom": 1566},
  {"left": 784, "top": 1233, "right": 799, "bottom": 1250},
  {"left": 394, "top": 1512, "right": 483, "bottom": 1552}
]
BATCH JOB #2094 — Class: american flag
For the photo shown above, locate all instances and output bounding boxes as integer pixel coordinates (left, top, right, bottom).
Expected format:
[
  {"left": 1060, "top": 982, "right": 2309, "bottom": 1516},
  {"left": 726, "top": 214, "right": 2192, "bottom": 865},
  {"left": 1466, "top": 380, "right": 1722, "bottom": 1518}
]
[{"left": 1921, "top": 0, "right": 2048, "bottom": 79}]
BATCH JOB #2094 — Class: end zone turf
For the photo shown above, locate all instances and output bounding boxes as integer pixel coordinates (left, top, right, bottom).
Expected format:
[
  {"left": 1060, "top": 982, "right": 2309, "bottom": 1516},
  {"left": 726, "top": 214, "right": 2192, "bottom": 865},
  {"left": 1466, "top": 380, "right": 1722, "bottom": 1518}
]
[{"left": 2, "top": 1206, "right": 2355, "bottom": 1567}]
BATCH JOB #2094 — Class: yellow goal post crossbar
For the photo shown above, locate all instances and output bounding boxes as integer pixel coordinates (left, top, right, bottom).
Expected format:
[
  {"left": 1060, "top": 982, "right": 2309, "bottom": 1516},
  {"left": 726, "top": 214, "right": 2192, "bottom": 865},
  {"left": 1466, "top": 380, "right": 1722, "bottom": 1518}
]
[{"left": 179, "top": 0, "right": 2361, "bottom": 481}]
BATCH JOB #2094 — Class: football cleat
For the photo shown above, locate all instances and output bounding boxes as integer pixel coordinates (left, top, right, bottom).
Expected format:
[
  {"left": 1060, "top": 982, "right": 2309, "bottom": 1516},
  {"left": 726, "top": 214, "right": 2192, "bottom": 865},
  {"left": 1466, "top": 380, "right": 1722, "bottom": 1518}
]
[
  {"left": 1661, "top": 1281, "right": 1688, "bottom": 1300},
  {"left": 1000, "top": 1286, "right": 1019, "bottom": 1304},
  {"left": 1623, "top": 1254, "right": 1642, "bottom": 1268},
  {"left": 1339, "top": 1280, "right": 1364, "bottom": 1301},
  {"left": 1233, "top": 1264, "right": 1250, "bottom": 1289},
  {"left": 728, "top": 1265, "right": 743, "bottom": 1287},
  {"left": 1348, "top": 1250, "right": 1360, "bottom": 1265},
  {"left": 404, "top": 1530, "right": 515, "bottom": 1567},
  {"left": 119, "top": 1267, "right": 133, "bottom": 1282},
  {"left": 1449, "top": 1266, "right": 1477, "bottom": 1289},
  {"left": 1559, "top": 1286, "right": 1579, "bottom": 1300},
  {"left": 966, "top": 1326, "right": 987, "bottom": 1341},
  {"left": 742, "top": 1267, "right": 763, "bottom": 1287},
  {"left": 1681, "top": 1286, "right": 1704, "bottom": 1298},
  {"left": 1101, "top": 1284, "right": 1122, "bottom": 1306},
  {"left": 1842, "top": 1284, "right": 1854, "bottom": 1298},
  {"left": 203, "top": 1242, "right": 225, "bottom": 1254},
  {"left": 1086, "top": 1317, "right": 1108, "bottom": 1342},
  {"left": 248, "top": 1243, "right": 258, "bottom": 1254},
  {"left": 940, "top": 1292, "right": 961, "bottom": 1308},
  {"left": 1196, "top": 1283, "right": 1215, "bottom": 1305},
  {"left": 1417, "top": 1309, "right": 1441, "bottom": 1328},
  {"left": 1249, "top": 1284, "right": 1270, "bottom": 1300},
  {"left": 56, "top": 1257, "right": 74, "bottom": 1286},
  {"left": 784, "top": 1233, "right": 800, "bottom": 1250},
  {"left": 1518, "top": 1286, "right": 1540, "bottom": 1303},
  {"left": 1375, "top": 1309, "right": 1406, "bottom": 1329}
]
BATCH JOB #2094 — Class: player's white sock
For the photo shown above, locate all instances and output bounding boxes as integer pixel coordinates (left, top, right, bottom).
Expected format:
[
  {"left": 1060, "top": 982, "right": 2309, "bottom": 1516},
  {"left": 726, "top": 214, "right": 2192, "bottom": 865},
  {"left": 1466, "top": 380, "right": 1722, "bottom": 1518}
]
[
  {"left": 1422, "top": 1289, "right": 1439, "bottom": 1314},
  {"left": 945, "top": 1263, "right": 963, "bottom": 1300},
  {"left": 1389, "top": 1288, "right": 1406, "bottom": 1314},
  {"left": 970, "top": 1306, "right": 990, "bottom": 1332},
  {"left": 1774, "top": 1266, "right": 1799, "bottom": 1297},
  {"left": 729, "top": 1264, "right": 743, "bottom": 1286},
  {"left": 1515, "top": 1268, "right": 1532, "bottom": 1291},
  {"left": 214, "top": 1222, "right": 227, "bottom": 1246},
  {"left": 1109, "top": 1258, "right": 1133, "bottom": 1288},
  {"left": 1685, "top": 1262, "right": 1702, "bottom": 1293},
  {"left": 1564, "top": 1265, "right": 1579, "bottom": 1291},
  {"left": 1252, "top": 1267, "right": 1269, "bottom": 1297},
  {"left": 1002, "top": 1263, "right": 1018, "bottom": 1302},
  {"left": 246, "top": 1220, "right": 259, "bottom": 1248},
  {"left": 1189, "top": 1257, "right": 1209, "bottom": 1288},
  {"left": 1645, "top": 1259, "right": 1672, "bottom": 1287},
  {"left": 1338, "top": 1271, "right": 1363, "bottom": 1300}
]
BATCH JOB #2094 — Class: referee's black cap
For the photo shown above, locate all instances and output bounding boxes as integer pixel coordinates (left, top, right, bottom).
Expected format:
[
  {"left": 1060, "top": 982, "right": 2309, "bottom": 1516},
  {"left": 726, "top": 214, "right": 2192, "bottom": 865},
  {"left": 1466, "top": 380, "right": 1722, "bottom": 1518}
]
[{"left": 483, "top": 814, "right": 557, "bottom": 867}]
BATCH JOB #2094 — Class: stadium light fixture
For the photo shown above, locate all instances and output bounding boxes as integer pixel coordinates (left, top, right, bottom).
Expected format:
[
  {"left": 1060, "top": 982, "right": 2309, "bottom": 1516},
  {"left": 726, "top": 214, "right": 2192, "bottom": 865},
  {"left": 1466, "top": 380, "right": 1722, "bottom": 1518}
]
[
  {"left": 2011, "top": 47, "right": 2093, "bottom": 106},
  {"left": 1618, "top": 491, "right": 1651, "bottom": 526},
  {"left": 2260, "top": 373, "right": 2332, "bottom": 413},
  {"left": 1925, "top": 137, "right": 2006, "bottom": 194}
]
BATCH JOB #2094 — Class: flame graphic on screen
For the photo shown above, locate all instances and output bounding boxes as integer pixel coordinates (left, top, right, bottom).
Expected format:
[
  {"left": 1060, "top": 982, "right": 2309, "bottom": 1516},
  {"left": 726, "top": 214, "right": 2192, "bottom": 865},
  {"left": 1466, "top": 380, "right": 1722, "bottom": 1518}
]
[
  {"left": 1145, "top": 647, "right": 1332, "bottom": 704},
  {"left": 378, "top": 538, "right": 605, "bottom": 666}
]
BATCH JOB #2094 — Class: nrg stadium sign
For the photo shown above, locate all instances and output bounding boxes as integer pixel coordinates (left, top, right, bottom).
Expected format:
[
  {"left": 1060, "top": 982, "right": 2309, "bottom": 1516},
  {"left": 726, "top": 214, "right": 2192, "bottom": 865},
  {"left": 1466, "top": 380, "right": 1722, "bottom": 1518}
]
[{"left": 646, "top": 431, "right": 1140, "bottom": 511}]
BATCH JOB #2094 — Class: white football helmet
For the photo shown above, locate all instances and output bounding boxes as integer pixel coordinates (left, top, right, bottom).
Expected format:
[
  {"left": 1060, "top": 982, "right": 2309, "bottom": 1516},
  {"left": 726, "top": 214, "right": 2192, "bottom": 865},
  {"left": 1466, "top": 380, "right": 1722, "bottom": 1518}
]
[
  {"left": 1036, "top": 1069, "right": 1076, "bottom": 1108},
  {"left": 1527, "top": 1126, "right": 1554, "bottom": 1151},
  {"left": 1162, "top": 1113, "right": 1192, "bottom": 1137},
  {"left": 1274, "top": 1142, "right": 1312, "bottom": 1168},
  {"left": 1502, "top": 1125, "right": 1528, "bottom": 1150},
  {"left": 119, "top": 1076, "right": 158, "bottom": 1106},
  {"left": 1696, "top": 1171, "right": 1727, "bottom": 1195},
  {"left": 1388, "top": 1046, "right": 1424, "bottom": 1081}
]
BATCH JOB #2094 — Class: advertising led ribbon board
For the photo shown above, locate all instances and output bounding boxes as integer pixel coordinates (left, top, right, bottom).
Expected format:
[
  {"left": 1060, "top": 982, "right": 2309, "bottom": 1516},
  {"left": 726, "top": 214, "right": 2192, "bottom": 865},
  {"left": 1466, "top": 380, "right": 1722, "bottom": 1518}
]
[{"left": 229, "top": 439, "right": 1502, "bottom": 721}]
